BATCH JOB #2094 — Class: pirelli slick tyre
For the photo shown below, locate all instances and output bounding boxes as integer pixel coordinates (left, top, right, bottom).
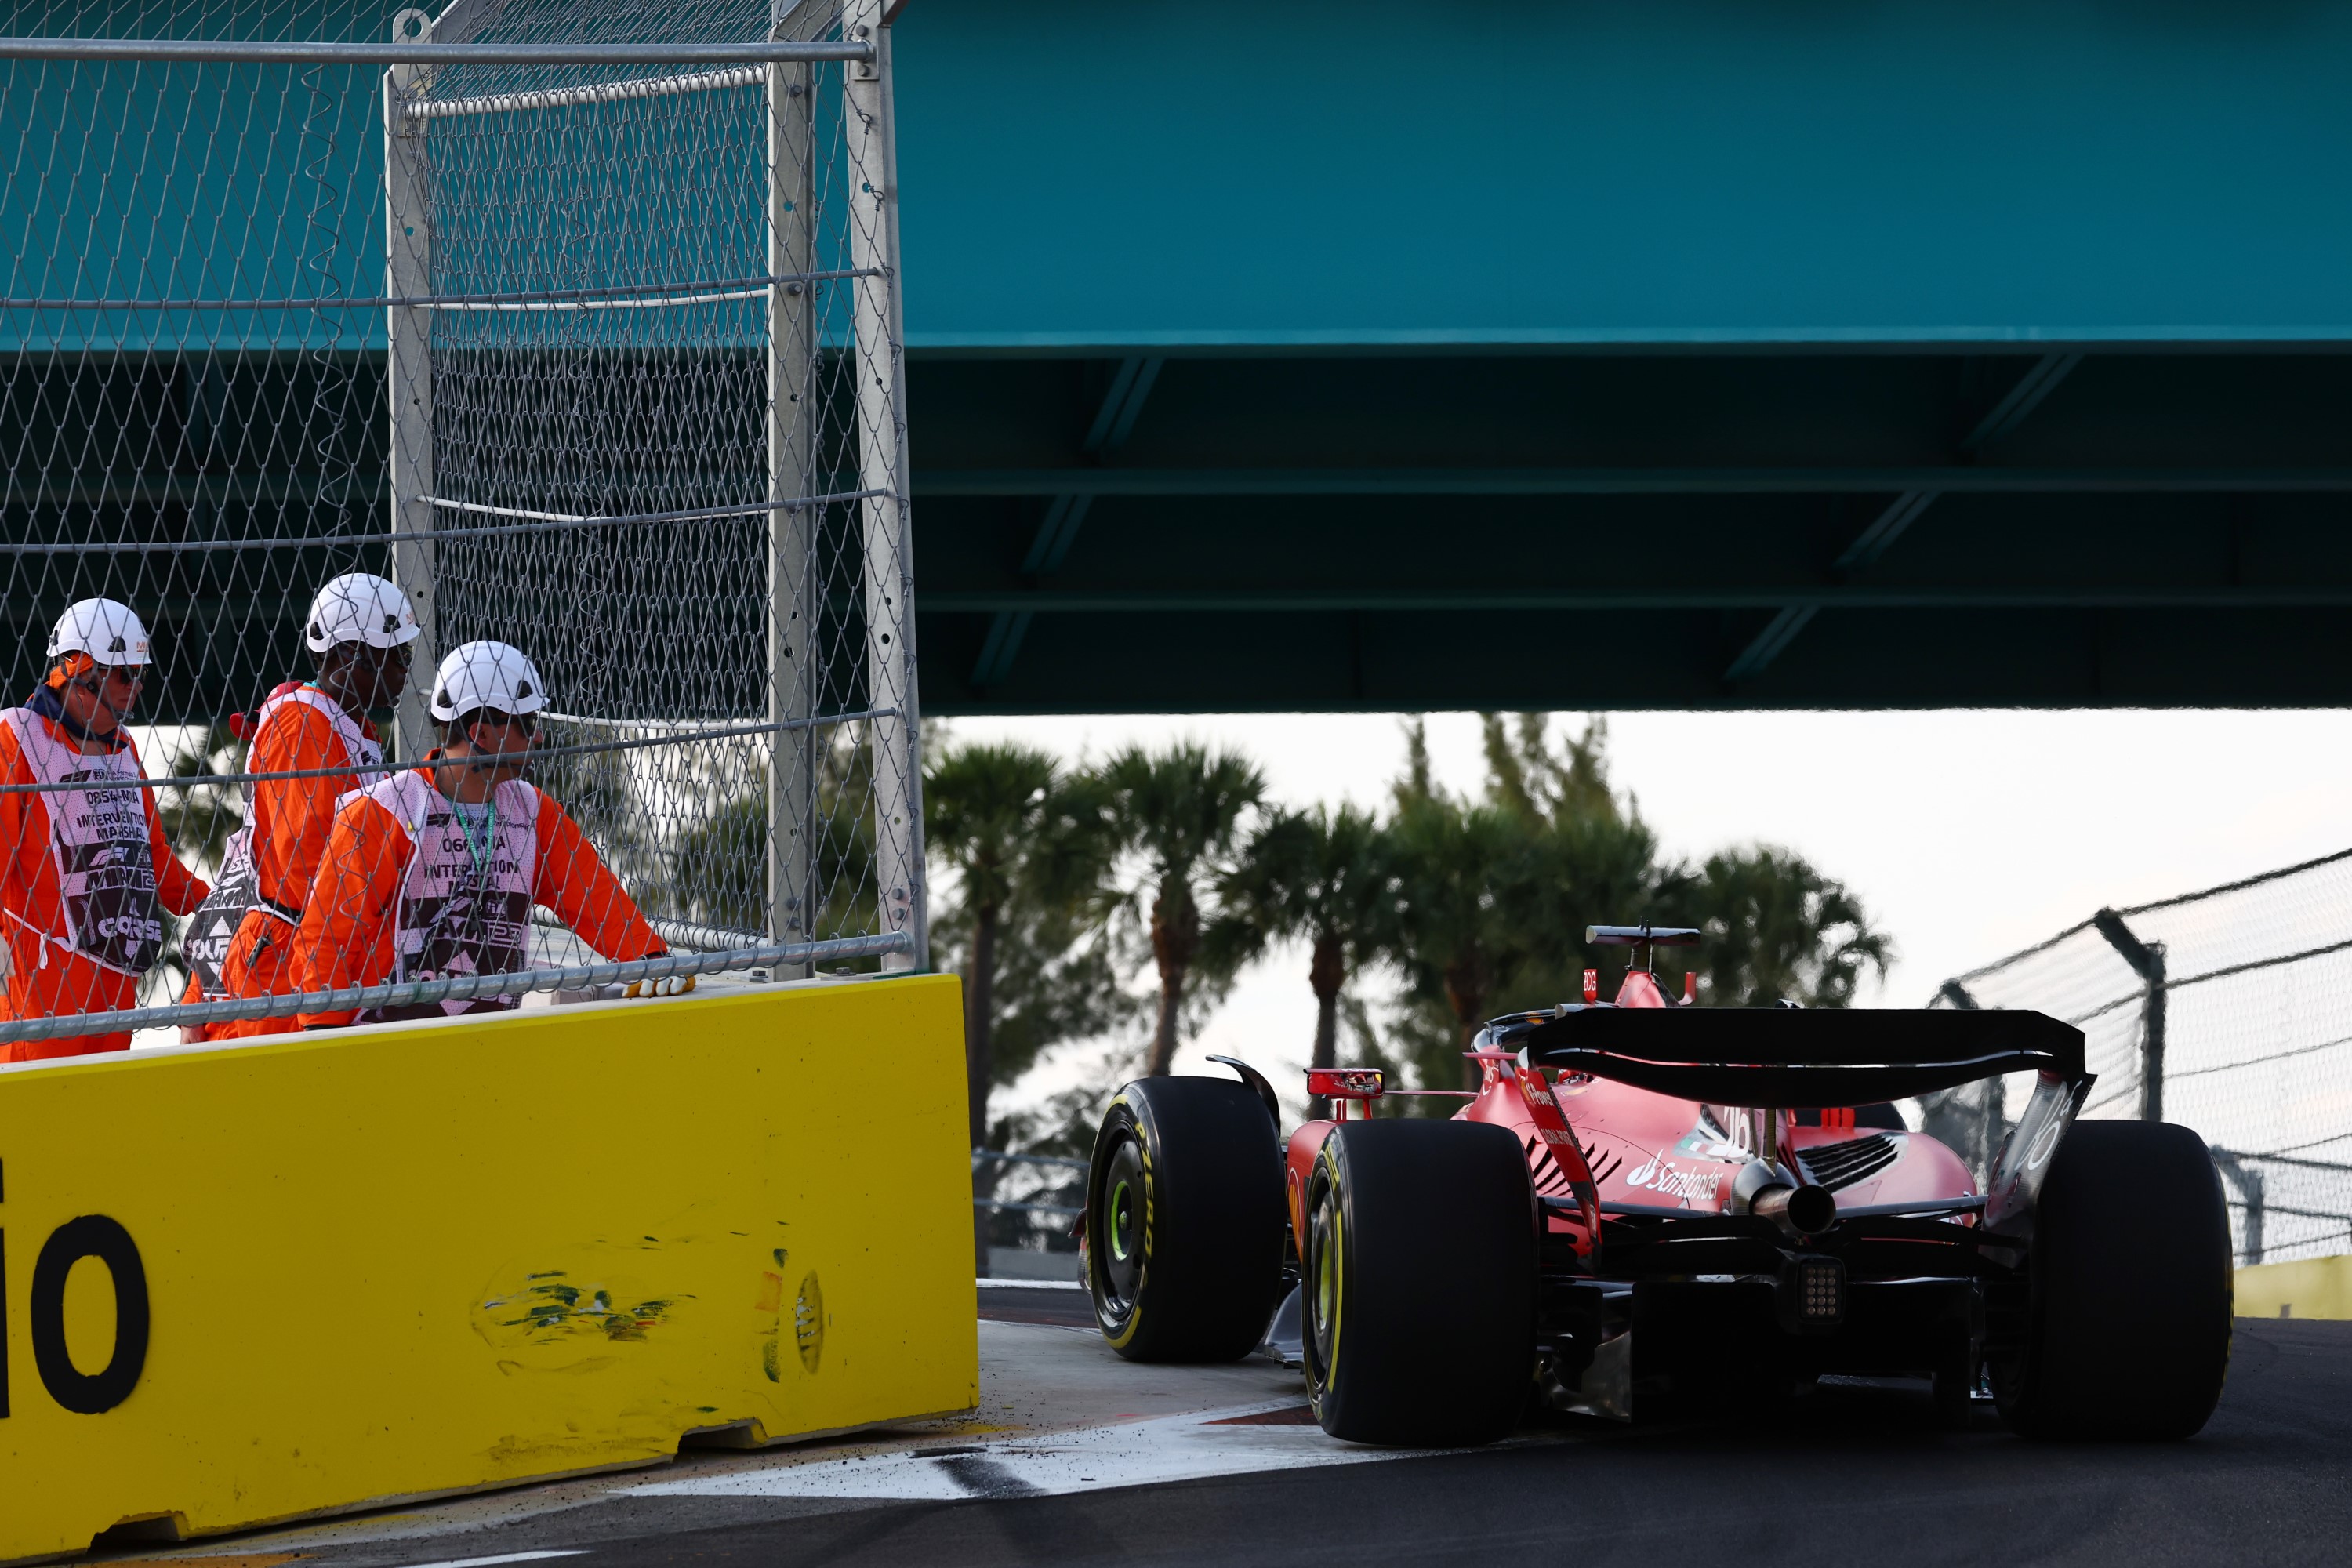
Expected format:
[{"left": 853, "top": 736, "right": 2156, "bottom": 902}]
[
  {"left": 1302, "top": 1119, "right": 1536, "bottom": 1446},
  {"left": 1994, "top": 1119, "right": 2233, "bottom": 1440},
  {"left": 1085, "top": 1076, "right": 1286, "bottom": 1362}
]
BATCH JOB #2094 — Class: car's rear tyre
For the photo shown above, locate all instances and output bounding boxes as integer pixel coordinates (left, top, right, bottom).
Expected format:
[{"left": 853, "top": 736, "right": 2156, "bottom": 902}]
[
  {"left": 1085, "top": 1076, "right": 1286, "bottom": 1362},
  {"left": 1302, "top": 1119, "right": 1535, "bottom": 1446},
  {"left": 1992, "top": 1119, "right": 2233, "bottom": 1439}
]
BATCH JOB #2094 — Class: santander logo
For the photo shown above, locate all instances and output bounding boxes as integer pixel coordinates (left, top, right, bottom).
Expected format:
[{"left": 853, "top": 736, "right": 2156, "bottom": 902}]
[{"left": 1621, "top": 1149, "right": 1725, "bottom": 1205}]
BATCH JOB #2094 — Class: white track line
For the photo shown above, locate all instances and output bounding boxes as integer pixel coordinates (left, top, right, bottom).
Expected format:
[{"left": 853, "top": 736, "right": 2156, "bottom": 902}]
[
  {"left": 396, "top": 1552, "right": 587, "bottom": 1568},
  {"left": 626, "top": 1403, "right": 1432, "bottom": 1501},
  {"left": 975, "top": 1277, "right": 1083, "bottom": 1290}
]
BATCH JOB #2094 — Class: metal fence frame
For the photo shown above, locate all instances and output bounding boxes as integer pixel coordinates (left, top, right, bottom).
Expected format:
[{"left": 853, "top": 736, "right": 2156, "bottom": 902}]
[
  {"left": 0, "top": 8, "right": 927, "bottom": 1046},
  {"left": 1933, "top": 847, "right": 2352, "bottom": 1267}
]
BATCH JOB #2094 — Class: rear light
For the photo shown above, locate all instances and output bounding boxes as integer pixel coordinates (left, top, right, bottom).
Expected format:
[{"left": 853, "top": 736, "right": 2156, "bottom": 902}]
[
  {"left": 1778, "top": 1254, "right": 1846, "bottom": 1330},
  {"left": 1306, "top": 1068, "right": 1385, "bottom": 1101}
]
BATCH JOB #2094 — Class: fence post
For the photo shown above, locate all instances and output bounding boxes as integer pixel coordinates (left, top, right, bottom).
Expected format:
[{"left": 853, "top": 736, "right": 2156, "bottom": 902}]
[
  {"left": 2092, "top": 908, "right": 2167, "bottom": 1122},
  {"left": 844, "top": 0, "right": 925, "bottom": 971},
  {"left": 766, "top": 0, "right": 822, "bottom": 972},
  {"left": 383, "top": 10, "right": 437, "bottom": 764}
]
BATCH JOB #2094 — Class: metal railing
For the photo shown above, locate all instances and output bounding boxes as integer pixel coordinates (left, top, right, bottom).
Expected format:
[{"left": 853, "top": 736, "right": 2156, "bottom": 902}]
[{"left": 0, "top": 934, "right": 912, "bottom": 1047}]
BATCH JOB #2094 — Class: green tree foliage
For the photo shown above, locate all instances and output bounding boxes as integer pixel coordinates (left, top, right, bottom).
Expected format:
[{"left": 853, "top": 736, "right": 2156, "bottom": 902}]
[
  {"left": 940, "top": 714, "right": 1890, "bottom": 1207},
  {"left": 1670, "top": 846, "right": 1893, "bottom": 1009},
  {"left": 1377, "top": 715, "right": 1659, "bottom": 1091},
  {"left": 147, "top": 723, "right": 246, "bottom": 1005},
  {"left": 154, "top": 722, "right": 246, "bottom": 876},
  {"left": 1374, "top": 713, "right": 1891, "bottom": 1095},
  {"left": 657, "top": 723, "right": 883, "bottom": 952},
  {"left": 927, "top": 742, "right": 1130, "bottom": 1137},
  {"left": 1206, "top": 803, "right": 1388, "bottom": 1113},
  {"left": 1472, "top": 713, "right": 1661, "bottom": 1018},
  {"left": 928, "top": 742, "right": 1058, "bottom": 1151},
  {"left": 1095, "top": 742, "right": 1266, "bottom": 1076},
  {"left": 1380, "top": 788, "right": 1529, "bottom": 1091},
  {"left": 927, "top": 743, "right": 1133, "bottom": 1265}
]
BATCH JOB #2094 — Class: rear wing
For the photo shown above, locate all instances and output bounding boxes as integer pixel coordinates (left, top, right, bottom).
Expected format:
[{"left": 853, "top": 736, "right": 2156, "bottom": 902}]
[{"left": 1495, "top": 1005, "right": 2085, "bottom": 1107}]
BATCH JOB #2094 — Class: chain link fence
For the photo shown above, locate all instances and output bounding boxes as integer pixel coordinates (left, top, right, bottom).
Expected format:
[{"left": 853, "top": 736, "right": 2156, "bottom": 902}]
[
  {"left": 1929, "top": 848, "right": 2352, "bottom": 1266},
  {"left": 0, "top": 0, "right": 924, "bottom": 1050}
]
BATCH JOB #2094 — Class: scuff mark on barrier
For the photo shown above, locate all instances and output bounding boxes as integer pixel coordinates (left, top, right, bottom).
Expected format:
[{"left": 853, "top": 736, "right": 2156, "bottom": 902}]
[
  {"left": 795, "top": 1270, "right": 825, "bottom": 1374},
  {"left": 757, "top": 1247, "right": 793, "bottom": 1382},
  {"left": 481, "top": 1272, "right": 678, "bottom": 1343},
  {"left": 474, "top": 1239, "right": 698, "bottom": 1374}
]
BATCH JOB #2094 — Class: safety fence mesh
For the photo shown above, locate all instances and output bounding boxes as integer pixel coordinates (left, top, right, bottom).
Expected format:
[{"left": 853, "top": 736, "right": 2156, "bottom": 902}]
[
  {"left": 1929, "top": 849, "right": 2352, "bottom": 1265},
  {"left": 0, "top": 0, "right": 924, "bottom": 1050}
]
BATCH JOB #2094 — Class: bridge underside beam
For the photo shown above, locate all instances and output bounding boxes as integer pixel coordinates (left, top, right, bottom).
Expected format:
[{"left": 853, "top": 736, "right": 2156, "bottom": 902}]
[{"left": 910, "top": 348, "right": 2352, "bottom": 713}]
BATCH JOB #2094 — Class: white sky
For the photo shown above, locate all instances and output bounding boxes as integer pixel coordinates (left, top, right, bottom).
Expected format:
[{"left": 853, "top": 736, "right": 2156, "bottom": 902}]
[{"left": 944, "top": 708, "right": 2352, "bottom": 1115}]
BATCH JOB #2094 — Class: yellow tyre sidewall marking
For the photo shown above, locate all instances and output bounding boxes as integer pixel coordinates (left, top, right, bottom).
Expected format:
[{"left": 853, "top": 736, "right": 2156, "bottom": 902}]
[
  {"left": 1310, "top": 1138, "right": 1345, "bottom": 1409},
  {"left": 1098, "top": 1095, "right": 1153, "bottom": 1352}
]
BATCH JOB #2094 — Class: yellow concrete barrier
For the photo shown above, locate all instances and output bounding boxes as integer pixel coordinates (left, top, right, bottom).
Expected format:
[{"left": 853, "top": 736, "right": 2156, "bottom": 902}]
[
  {"left": 2236, "top": 1254, "right": 2352, "bottom": 1321},
  {"left": 0, "top": 974, "right": 975, "bottom": 1563}
]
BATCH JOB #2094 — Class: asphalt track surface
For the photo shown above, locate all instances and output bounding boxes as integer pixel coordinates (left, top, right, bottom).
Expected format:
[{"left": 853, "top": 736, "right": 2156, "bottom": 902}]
[{"left": 120, "top": 1292, "right": 2352, "bottom": 1568}]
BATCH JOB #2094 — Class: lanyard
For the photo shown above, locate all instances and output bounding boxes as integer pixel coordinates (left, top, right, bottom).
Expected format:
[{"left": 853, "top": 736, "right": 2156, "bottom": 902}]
[{"left": 456, "top": 797, "right": 499, "bottom": 883}]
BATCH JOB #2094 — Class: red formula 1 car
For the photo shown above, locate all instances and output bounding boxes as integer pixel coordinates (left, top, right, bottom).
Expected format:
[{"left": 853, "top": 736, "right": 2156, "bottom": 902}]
[{"left": 1079, "top": 925, "right": 2234, "bottom": 1446}]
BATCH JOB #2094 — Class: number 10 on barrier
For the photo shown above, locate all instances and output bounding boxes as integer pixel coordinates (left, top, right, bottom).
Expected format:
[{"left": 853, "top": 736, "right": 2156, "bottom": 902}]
[{"left": 0, "top": 1167, "right": 153, "bottom": 1419}]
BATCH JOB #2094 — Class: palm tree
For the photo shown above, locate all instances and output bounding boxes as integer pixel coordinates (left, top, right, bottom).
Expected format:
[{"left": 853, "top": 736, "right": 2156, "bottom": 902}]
[
  {"left": 1207, "top": 803, "right": 1389, "bottom": 1115},
  {"left": 1098, "top": 742, "right": 1266, "bottom": 1076},
  {"left": 926, "top": 742, "right": 1065, "bottom": 1150},
  {"left": 1679, "top": 846, "right": 1893, "bottom": 1007},
  {"left": 1475, "top": 713, "right": 1663, "bottom": 1012},
  {"left": 148, "top": 722, "right": 246, "bottom": 1005},
  {"left": 1480, "top": 711, "right": 1617, "bottom": 827},
  {"left": 1381, "top": 788, "right": 1531, "bottom": 1090}
]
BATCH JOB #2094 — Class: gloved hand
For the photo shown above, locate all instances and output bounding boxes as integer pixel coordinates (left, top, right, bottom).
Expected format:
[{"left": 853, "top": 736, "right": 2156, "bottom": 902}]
[{"left": 626, "top": 973, "right": 695, "bottom": 1000}]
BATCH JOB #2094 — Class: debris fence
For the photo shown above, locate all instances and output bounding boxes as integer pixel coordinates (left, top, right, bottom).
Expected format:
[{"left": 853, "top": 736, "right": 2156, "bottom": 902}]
[
  {"left": 1931, "top": 848, "right": 2352, "bottom": 1265},
  {"left": 0, "top": 0, "right": 924, "bottom": 1044}
]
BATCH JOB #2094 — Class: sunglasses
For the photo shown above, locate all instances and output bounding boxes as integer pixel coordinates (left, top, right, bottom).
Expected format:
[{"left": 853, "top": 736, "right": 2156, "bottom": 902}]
[{"left": 463, "top": 709, "right": 538, "bottom": 739}]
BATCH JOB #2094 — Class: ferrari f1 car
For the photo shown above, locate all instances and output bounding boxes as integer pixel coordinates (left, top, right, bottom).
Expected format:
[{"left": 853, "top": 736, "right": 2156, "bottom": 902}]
[{"left": 1077, "top": 925, "right": 2233, "bottom": 1446}]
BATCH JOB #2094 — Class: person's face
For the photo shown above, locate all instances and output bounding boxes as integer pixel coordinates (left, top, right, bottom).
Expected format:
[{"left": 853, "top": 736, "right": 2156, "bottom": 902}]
[
  {"left": 64, "top": 663, "right": 143, "bottom": 734},
  {"left": 323, "top": 641, "right": 412, "bottom": 710},
  {"left": 459, "top": 707, "right": 535, "bottom": 770}
]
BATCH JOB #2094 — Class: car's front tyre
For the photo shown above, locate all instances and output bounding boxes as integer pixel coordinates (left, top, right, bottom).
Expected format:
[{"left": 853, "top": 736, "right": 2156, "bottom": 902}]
[{"left": 1085, "top": 1076, "right": 1286, "bottom": 1362}]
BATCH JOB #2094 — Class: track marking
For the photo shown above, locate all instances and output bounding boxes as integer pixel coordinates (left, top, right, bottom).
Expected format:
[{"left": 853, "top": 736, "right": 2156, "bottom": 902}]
[
  {"left": 624, "top": 1402, "right": 1448, "bottom": 1501},
  {"left": 974, "top": 1278, "right": 1083, "bottom": 1290},
  {"left": 394, "top": 1552, "right": 588, "bottom": 1568}
]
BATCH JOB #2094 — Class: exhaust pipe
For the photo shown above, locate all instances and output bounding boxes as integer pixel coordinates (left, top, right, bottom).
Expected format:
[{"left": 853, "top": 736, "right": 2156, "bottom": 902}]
[
  {"left": 1752, "top": 1181, "right": 1838, "bottom": 1240},
  {"left": 1732, "top": 1157, "right": 1838, "bottom": 1239}
]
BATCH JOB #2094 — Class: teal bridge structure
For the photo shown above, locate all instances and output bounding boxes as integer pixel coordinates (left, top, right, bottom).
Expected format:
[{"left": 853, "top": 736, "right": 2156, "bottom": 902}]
[
  {"left": 898, "top": 1, "right": 2352, "bottom": 713},
  {"left": 8, "top": 2, "right": 2352, "bottom": 716}
]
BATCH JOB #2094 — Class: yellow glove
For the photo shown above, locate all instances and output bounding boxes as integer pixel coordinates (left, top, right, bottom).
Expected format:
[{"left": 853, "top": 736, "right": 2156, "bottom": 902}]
[{"left": 626, "top": 974, "right": 696, "bottom": 1000}]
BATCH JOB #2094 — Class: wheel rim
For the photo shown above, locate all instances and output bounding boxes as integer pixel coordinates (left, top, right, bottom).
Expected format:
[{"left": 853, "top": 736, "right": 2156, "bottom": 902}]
[
  {"left": 1095, "top": 1135, "right": 1147, "bottom": 1320},
  {"left": 1109, "top": 1180, "right": 1136, "bottom": 1261},
  {"left": 1305, "top": 1177, "right": 1341, "bottom": 1398}
]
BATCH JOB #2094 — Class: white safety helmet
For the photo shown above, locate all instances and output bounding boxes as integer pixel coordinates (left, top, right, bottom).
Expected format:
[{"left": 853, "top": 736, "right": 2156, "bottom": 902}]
[
  {"left": 48, "top": 597, "right": 150, "bottom": 667},
  {"left": 430, "top": 641, "right": 549, "bottom": 723},
  {"left": 306, "top": 572, "right": 421, "bottom": 652}
]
